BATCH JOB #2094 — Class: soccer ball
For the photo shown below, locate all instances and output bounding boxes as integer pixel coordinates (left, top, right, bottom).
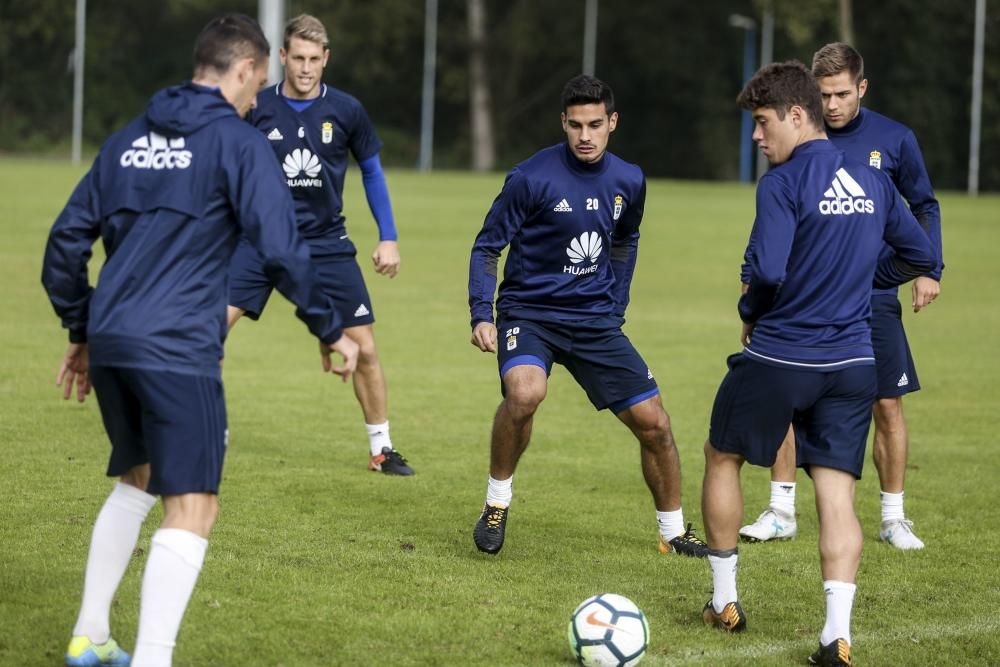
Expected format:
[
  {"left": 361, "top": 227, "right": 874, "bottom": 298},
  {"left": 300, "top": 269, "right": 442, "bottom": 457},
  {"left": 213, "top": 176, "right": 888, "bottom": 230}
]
[{"left": 567, "top": 593, "right": 649, "bottom": 666}]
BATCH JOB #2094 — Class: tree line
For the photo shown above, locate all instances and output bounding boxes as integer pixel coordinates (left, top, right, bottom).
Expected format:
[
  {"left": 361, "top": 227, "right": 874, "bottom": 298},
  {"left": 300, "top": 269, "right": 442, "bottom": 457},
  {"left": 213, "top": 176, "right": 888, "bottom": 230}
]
[{"left": 1, "top": 0, "right": 996, "bottom": 190}]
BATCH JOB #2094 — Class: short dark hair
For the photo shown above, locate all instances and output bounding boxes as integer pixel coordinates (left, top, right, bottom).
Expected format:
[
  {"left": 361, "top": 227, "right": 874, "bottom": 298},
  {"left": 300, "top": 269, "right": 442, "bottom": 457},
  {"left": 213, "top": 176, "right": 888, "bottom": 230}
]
[
  {"left": 561, "top": 75, "right": 615, "bottom": 115},
  {"left": 812, "top": 42, "right": 865, "bottom": 85},
  {"left": 193, "top": 13, "right": 270, "bottom": 76},
  {"left": 736, "top": 60, "right": 823, "bottom": 127}
]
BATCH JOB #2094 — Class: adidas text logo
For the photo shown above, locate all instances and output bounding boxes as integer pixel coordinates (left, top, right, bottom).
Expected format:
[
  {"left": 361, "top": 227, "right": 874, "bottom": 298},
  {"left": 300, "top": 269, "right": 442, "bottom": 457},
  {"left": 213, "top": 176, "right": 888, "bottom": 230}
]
[
  {"left": 120, "top": 132, "right": 192, "bottom": 170},
  {"left": 283, "top": 148, "right": 322, "bottom": 187},
  {"left": 553, "top": 198, "right": 573, "bottom": 212},
  {"left": 267, "top": 128, "right": 284, "bottom": 141},
  {"left": 897, "top": 373, "right": 909, "bottom": 387},
  {"left": 563, "top": 231, "right": 602, "bottom": 276},
  {"left": 354, "top": 304, "right": 370, "bottom": 317},
  {"left": 819, "top": 168, "right": 874, "bottom": 215}
]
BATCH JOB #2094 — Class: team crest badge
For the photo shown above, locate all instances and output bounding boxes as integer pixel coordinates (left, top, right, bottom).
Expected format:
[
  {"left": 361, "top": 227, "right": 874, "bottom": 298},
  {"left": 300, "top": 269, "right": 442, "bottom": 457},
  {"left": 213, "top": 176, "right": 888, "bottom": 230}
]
[
  {"left": 613, "top": 194, "right": 624, "bottom": 221},
  {"left": 869, "top": 150, "right": 882, "bottom": 169},
  {"left": 322, "top": 122, "right": 333, "bottom": 144}
]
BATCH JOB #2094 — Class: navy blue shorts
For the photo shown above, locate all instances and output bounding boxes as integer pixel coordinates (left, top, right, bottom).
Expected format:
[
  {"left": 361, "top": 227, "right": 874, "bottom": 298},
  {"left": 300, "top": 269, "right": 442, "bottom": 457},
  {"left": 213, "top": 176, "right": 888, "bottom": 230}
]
[
  {"left": 871, "top": 294, "right": 920, "bottom": 399},
  {"left": 709, "top": 354, "right": 877, "bottom": 478},
  {"left": 496, "top": 315, "right": 659, "bottom": 413},
  {"left": 229, "top": 237, "right": 375, "bottom": 327},
  {"left": 90, "top": 366, "right": 228, "bottom": 496}
]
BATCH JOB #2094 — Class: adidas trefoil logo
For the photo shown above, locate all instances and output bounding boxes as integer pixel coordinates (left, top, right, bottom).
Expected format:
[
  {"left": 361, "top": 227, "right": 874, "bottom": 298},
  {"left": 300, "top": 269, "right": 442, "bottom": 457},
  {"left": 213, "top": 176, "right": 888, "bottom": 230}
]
[
  {"left": 283, "top": 148, "right": 322, "bottom": 187},
  {"left": 120, "top": 131, "right": 192, "bottom": 170},
  {"left": 354, "top": 304, "right": 370, "bottom": 318},
  {"left": 267, "top": 128, "right": 284, "bottom": 141},
  {"left": 897, "top": 372, "right": 909, "bottom": 387},
  {"left": 564, "top": 231, "right": 602, "bottom": 276},
  {"left": 553, "top": 198, "right": 573, "bottom": 213},
  {"left": 819, "top": 168, "right": 874, "bottom": 215}
]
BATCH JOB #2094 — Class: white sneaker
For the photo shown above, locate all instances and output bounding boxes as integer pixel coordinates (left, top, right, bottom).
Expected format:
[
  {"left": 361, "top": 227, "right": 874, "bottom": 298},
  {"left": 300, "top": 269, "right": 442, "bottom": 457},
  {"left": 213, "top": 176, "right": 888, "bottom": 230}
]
[
  {"left": 739, "top": 508, "right": 797, "bottom": 542},
  {"left": 878, "top": 518, "right": 925, "bottom": 549}
]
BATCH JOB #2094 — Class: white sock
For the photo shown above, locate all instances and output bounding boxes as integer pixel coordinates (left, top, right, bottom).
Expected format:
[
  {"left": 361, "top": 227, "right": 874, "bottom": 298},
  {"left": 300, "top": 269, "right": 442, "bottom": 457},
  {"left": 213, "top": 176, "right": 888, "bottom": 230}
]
[
  {"left": 820, "top": 580, "right": 856, "bottom": 646},
  {"left": 708, "top": 551, "right": 739, "bottom": 613},
  {"left": 880, "top": 491, "right": 905, "bottom": 523},
  {"left": 486, "top": 475, "right": 512, "bottom": 507},
  {"left": 132, "top": 529, "right": 208, "bottom": 667},
  {"left": 769, "top": 481, "right": 796, "bottom": 518},
  {"left": 73, "top": 483, "right": 157, "bottom": 643},
  {"left": 366, "top": 422, "right": 392, "bottom": 456},
  {"left": 656, "top": 509, "right": 685, "bottom": 542}
]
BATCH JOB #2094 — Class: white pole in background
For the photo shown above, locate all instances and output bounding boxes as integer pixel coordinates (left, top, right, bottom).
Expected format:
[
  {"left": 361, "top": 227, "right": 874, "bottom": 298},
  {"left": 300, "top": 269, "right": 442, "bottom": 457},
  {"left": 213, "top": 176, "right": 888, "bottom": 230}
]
[
  {"left": 71, "top": 0, "right": 86, "bottom": 164},
  {"left": 259, "top": 0, "right": 285, "bottom": 85},
  {"left": 419, "top": 0, "right": 438, "bottom": 171},
  {"left": 968, "top": 0, "right": 986, "bottom": 196},
  {"left": 583, "top": 0, "right": 598, "bottom": 76}
]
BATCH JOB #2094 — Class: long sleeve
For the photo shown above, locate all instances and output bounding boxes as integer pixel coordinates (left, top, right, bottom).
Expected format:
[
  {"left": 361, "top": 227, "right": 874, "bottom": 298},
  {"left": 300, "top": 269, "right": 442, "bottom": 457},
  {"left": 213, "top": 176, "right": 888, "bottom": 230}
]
[
  {"left": 895, "top": 131, "right": 943, "bottom": 279},
  {"left": 41, "top": 163, "right": 102, "bottom": 342},
  {"left": 609, "top": 179, "right": 645, "bottom": 317},
  {"left": 874, "top": 186, "right": 936, "bottom": 289},
  {"left": 233, "top": 137, "right": 343, "bottom": 343},
  {"left": 468, "top": 169, "right": 533, "bottom": 327},
  {"left": 359, "top": 153, "right": 397, "bottom": 241},
  {"left": 738, "top": 175, "right": 796, "bottom": 323}
]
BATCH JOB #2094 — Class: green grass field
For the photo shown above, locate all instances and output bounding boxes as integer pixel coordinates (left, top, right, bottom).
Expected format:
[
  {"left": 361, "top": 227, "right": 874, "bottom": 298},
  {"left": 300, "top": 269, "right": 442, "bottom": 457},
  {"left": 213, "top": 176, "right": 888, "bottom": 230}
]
[{"left": 1, "top": 157, "right": 999, "bottom": 666}]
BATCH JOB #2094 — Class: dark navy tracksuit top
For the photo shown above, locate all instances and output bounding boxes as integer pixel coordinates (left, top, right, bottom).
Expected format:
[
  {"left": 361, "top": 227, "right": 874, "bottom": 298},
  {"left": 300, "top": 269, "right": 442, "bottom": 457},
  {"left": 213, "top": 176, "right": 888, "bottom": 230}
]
[
  {"left": 739, "top": 140, "right": 935, "bottom": 370},
  {"left": 42, "top": 82, "right": 341, "bottom": 378},
  {"left": 469, "top": 143, "right": 646, "bottom": 327}
]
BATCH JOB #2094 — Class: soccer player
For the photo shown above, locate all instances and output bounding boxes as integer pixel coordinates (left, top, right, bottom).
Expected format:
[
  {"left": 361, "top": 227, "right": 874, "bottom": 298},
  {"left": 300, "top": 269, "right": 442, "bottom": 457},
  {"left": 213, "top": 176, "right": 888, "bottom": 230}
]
[
  {"left": 43, "top": 14, "right": 358, "bottom": 667},
  {"left": 739, "top": 43, "right": 943, "bottom": 549},
  {"left": 700, "top": 61, "right": 935, "bottom": 666},
  {"left": 467, "top": 74, "right": 707, "bottom": 558},
  {"left": 227, "top": 14, "right": 412, "bottom": 476}
]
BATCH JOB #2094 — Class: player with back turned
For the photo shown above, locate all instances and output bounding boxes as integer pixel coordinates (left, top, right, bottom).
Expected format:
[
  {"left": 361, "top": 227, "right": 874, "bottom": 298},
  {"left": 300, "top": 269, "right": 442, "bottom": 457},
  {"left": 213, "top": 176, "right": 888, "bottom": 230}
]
[
  {"left": 468, "top": 74, "right": 707, "bottom": 558},
  {"left": 698, "top": 61, "right": 934, "bottom": 666},
  {"left": 739, "top": 42, "right": 944, "bottom": 549},
  {"left": 43, "top": 14, "right": 357, "bottom": 667}
]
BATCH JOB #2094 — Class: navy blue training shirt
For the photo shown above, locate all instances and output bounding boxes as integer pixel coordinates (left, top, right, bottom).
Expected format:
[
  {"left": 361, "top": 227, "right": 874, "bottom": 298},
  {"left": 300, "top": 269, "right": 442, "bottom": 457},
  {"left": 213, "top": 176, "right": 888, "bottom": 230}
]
[
  {"left": 248, "top": 83, "right": 387, "bottom": 251},
  {"left": 469, "top": 143, "right": 645, "bottom": 327},
  {"left": 739, "top": 139, "right": 935, "bottom": 370},
  {"left": 42, "top": 82, "right": 341, "bottom": 378},
  {"left": 827, "top": 108, "right": 943, "bottom": 295}
]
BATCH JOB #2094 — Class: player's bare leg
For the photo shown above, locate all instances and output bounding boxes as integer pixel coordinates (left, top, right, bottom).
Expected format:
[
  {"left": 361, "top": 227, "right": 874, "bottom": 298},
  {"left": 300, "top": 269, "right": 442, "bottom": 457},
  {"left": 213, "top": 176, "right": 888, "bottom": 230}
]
[
  {"left": 873, "top": 397, "right": 922, "bottom": 548},
  {"left": 701, "top": 442, "right": 747, "bottom": 631},
  {"left": 344, "top": 324, "right": 411, "bottom": 475},
  {"left": 617, "top": 395, "right": 707, "bottom": 557},
  {"left": 473, "top": 364, "right": 546, "bottom": 554},
  {"left": 739, "top": 424, "right": 798, "bottom": 542},
  {"left": 812, "top": 465, "right": 861, "bottom": 655}
]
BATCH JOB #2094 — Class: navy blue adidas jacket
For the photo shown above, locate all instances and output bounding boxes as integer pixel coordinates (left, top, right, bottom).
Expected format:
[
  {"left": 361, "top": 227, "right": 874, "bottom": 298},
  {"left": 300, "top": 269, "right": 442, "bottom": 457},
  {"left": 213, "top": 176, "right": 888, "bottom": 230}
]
[
  {"left": 828, "top": 108, "right": 943, "bottom": 295},
  {"left": 469, "top": 143, "right": 645, "bottom": 327},
  {"left": 739, "top": 140, "right": 935, "bottom": 369},
  {"left": 248, "top": 83, "right": 384, "bottom": 250},
  {"left": 42, "top": 82, "right": 341, "bottom": 378}
]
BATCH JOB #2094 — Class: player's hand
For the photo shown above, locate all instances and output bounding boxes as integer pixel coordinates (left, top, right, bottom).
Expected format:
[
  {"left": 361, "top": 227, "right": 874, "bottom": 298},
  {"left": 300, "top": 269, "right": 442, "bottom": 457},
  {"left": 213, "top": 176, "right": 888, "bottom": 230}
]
[
  {"left": 911, "top": 276, "right": 940, "bottom": 313},
  {"left": 321, "top": 335, "right": 360, "bottom": 382},
  {"left": 740, "top": 322, "right": 754, "bottom": 347},
  {"left": 372, "top": 241, "right": 400, "bottom": 278},
  {"left": 56, "top": 342, "right": 91, "bottom": 402},
  {"left": 471, "top": 322, "right": 497, "bottom": 353}
]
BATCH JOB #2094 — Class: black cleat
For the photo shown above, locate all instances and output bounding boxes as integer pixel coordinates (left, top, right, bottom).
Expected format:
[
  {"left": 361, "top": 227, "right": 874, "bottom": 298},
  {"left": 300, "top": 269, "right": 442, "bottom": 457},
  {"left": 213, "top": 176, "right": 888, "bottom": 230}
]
[
  {"left": 369, "top": 447, "right": 414, "bottom": 476},
  {"left": 659, "top": 523, "right": 710, "bottom": 558},
  {"left": 473, "top": 503, "right": 509, "bottom": 554},
  {"left": 702, "top": 600, "right": 747, "bottom": 633},
  {"left": 808, "top": 638, "right": 853, "bottom": 666}
]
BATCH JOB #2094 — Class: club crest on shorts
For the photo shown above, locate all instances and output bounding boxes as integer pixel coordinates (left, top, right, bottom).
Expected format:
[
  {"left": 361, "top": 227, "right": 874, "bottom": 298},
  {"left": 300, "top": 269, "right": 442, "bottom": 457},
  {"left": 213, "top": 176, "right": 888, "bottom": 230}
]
[
  {"left": 613, "top": 194, "right": 624, "bottom": 221},
  {"left": 322, "top": 121, "right": 333, "bottom": 144},
  {"left": 869, "top": 150, "right": 882, "bottom": 169},
  {"left": 505, "top": 326, "right": 519, "bottom": 351}
]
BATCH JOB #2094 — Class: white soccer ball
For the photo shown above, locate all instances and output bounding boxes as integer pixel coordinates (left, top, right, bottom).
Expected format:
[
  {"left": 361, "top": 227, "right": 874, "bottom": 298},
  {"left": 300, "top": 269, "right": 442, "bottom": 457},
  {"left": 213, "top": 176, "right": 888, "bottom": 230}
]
[{"left": 567, "top": 593, "right": 649, "bottom": 667}]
